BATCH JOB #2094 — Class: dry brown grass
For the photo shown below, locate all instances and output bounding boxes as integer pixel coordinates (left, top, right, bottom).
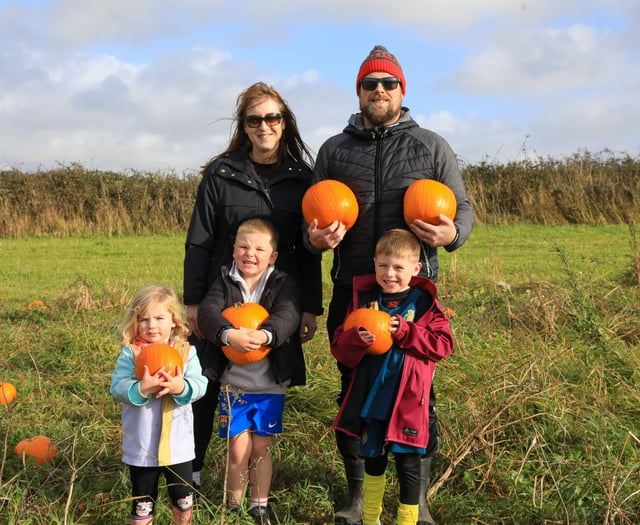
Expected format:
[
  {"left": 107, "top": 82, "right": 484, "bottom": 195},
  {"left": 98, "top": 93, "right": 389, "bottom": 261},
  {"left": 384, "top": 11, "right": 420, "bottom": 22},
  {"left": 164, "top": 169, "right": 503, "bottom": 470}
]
[{"left": 1, "top": 151, "right": 639, "bottom": 237}]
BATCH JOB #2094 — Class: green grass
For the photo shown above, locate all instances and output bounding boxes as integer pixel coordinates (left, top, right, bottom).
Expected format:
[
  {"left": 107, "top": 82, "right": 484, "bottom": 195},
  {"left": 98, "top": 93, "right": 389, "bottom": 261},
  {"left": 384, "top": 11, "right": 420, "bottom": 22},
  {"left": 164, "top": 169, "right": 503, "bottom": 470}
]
[
  {"left": 1, "top": 225, "right": 639, "bottom": 524},
  {"left": 0, "top": 225, "right": 633, "bottom": 307}
]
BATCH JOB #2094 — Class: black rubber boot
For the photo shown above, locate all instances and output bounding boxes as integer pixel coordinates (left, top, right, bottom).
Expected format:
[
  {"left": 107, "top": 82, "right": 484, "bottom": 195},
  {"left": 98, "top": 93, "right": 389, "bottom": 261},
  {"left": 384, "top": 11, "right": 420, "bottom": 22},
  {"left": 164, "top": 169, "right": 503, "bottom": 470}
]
[
  {"left": 417, "top": 456, "right": 435, "bottom": 525},
  {"left": 334, "top": 431, "right": 364, "bottom": 525}
]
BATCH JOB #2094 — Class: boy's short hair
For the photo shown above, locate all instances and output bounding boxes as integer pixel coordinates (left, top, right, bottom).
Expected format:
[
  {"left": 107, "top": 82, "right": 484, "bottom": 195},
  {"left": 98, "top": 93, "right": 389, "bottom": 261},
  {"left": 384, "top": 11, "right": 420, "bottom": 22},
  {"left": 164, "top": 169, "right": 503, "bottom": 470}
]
[
  {"left": 375, "top": 228, "right": 421, "bottom": 260},
  {"left": 236, "top": 217, "right": 279, "bottom": 251}
]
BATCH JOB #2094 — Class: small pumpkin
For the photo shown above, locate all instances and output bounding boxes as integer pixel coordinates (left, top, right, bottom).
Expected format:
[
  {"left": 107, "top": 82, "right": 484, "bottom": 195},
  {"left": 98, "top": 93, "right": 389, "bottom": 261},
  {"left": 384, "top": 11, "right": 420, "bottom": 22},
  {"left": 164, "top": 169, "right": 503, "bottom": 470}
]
[
  {"left": 302, "top": 179, "right": 359, "bottom": 230},
  {"left": 14, "top": 435, "right": 57, "bottom": 465},
  {"left": 221, "top": 302, "right": 271, "bottom": 365},
  {"left": 344, "top": 304, "right": 393, "bottom": 355},
  {"left": 0, "top": 381, "right": 16, "bottom": 404},
  {"left": 403, "top": 179, "right": 457, "bottom": 226},
  {"left": 134, "top": 343, "right": 184, "bottom": 380}
]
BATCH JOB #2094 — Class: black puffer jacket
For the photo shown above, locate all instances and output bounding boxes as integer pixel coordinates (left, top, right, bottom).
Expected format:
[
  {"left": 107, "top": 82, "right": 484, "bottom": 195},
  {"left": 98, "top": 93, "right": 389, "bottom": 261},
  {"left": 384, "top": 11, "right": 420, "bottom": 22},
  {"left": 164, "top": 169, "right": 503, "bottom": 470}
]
[
  {"left": 197, "top": 265, "right": 305, "bottom": 386},
  {"left": 313, "top": 109, "right": 474, "bottom": 286},
  {"left": 184, "top": 150, "right": 323, "bottom": 315}
]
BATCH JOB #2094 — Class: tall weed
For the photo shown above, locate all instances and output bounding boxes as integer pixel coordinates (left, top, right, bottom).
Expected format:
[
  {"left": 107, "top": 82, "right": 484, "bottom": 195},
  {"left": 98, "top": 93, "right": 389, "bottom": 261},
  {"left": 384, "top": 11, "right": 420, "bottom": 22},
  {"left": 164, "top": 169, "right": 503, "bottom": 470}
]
[
  {"left": 2, "top": 151, "right": 640, "bottom": 237},
  {"left": 465, "top": 150, "right": 640, "bottom": 225}
]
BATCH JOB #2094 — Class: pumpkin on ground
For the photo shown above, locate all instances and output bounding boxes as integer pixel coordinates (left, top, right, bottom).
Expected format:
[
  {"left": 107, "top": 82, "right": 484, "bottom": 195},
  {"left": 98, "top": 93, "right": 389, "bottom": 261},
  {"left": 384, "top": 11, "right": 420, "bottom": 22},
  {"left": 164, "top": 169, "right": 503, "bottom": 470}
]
[
  {"left": 134, "top": 343, "right": 184, "bottom": 380},
  {"left": 302, "top": 179, "right": 359, "bottom": 230},
  {"left": 344, "top": 306, "right": 393, "bottom": 355},
  {"left": 0, "top": 381, "right": 16, "bottom": 404},
  {"left": 403, "top": 179, "right": 457, "bottom": 226},
  {"left": 221, "top": 302, "right": 271, "bottom": 365},
  {"left": 14, "top": 435, "right": 57, "bottom": 465}
]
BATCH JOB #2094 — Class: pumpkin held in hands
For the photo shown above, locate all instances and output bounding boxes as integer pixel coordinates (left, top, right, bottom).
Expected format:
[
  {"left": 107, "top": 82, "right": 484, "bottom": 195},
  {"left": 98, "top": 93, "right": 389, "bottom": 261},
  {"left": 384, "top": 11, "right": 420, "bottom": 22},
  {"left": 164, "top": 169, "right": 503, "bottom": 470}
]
[
  {"left": 344, "top": 308, "right": 393, "bottom": 355},
  {"left": 403, "top": 179, "right": 457, "bottom": 226},
  {"left": 302, "top": 179, "right": 359, "bottom": 230},
  {"left": 134, "top": 343, "right": 184, "bottom": 380},
  {"left": 221, "top": 302, "right": 271, "bottom": 365},
  {"left": 14, "top": 435, "right": 57, "bottom": 465},
  {"left": 0, "top": 381, "right": 16, "bottom": 404}
]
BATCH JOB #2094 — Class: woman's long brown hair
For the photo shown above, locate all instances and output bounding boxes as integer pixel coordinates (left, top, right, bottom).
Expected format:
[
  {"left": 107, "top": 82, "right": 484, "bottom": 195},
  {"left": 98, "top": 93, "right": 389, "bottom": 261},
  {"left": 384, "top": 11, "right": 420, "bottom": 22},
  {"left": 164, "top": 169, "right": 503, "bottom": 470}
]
[{"left": 200, "top": 82, "right": 313, "bottom": 175}]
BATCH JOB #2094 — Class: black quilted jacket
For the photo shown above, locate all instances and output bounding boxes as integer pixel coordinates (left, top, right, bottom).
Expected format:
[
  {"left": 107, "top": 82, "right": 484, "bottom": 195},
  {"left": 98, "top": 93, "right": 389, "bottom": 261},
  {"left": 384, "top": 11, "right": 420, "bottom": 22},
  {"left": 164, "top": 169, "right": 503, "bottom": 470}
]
[
  {"left": 184, "top": 150, "right": 323, "bottom": 315},
  {"left": 313, "top": 108, "right": 474, "bottom": 286}
]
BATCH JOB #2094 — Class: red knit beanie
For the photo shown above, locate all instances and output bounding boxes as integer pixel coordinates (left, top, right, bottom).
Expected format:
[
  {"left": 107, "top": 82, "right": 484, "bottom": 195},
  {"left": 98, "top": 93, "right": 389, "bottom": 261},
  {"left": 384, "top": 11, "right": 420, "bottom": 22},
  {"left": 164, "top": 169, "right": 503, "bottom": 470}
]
[{"left": 356, "top": 45, "right": 406, "bottom": 95}]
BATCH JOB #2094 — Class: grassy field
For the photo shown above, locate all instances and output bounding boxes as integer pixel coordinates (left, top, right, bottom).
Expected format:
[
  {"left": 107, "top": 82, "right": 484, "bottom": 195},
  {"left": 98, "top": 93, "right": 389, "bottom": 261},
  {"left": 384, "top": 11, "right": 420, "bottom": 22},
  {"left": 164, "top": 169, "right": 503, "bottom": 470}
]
[{"left": 1, "top": 225, "right": 639, "bottom": 524}]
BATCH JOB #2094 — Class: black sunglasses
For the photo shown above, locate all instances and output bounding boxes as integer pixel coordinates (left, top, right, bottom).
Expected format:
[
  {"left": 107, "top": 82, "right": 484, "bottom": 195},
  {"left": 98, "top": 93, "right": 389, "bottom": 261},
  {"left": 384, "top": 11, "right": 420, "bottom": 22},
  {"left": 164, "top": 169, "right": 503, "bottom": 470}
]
[
  {"left": 244, "top": 113, "right": 284, "bottom": 128},
  {"left": 359, "top": 77, "right": 401, "bottom": 91}
]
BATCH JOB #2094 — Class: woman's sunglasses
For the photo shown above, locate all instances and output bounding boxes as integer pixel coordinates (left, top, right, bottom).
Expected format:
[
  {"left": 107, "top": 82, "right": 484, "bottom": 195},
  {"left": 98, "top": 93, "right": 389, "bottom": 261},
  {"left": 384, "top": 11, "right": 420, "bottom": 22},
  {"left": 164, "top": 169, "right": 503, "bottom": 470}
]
[
  {"left": 244, "top": 113, "right": 284, "bottom": 128},
  {"left": 359, "top": 77, "right": 401, "bottom": 91}
]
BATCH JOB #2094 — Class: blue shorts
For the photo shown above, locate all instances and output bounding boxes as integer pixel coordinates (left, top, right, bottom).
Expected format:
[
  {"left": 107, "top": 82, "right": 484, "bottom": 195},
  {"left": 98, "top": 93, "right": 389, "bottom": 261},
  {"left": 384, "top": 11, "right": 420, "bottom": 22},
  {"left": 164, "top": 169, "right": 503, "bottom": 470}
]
[{"left": 218, "top": 391, "right": 284, "bottom": 438}]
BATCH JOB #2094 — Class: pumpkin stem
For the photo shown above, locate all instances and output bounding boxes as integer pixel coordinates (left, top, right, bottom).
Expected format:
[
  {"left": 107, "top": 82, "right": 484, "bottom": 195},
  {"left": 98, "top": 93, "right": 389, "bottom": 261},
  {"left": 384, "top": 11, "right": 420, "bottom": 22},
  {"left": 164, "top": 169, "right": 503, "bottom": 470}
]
[{"left": 369, "top": 301, "right": 378, "bottom": 310}]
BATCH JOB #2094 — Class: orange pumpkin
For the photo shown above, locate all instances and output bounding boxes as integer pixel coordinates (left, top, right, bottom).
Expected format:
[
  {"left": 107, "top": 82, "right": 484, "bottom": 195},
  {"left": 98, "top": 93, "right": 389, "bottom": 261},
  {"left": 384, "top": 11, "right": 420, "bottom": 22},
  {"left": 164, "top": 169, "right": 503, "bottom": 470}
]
[
  {"left": 403, "top": 179, "right": 457, "bottom": 226},
  {"left": 135, "top": 343, "right": 184, "bottom": 380},
  {"left": 0, "top": 381, "right": 16, "bottom": 404},
  {"left": 14, "top": 435, "right": 57, "bottom": 465},
  {"left": 221, "top": 302, "right": 271, "bottom": 365},
  {"left": 344, "top": 307, "right": 393, "bottom": 355},
  {"left": 302, "top": 179, "right": 359, "bottom": 230}
]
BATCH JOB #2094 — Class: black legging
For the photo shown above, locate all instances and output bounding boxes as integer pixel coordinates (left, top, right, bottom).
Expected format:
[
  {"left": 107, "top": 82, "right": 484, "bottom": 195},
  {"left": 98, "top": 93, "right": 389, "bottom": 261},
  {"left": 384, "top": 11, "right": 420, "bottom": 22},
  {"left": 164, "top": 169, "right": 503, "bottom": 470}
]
[
  {"left": 327, "top": 285, "right": 359, "bottom": 407},
  {"left": 129, "top": 461, "right": 194, "bottom": 516},
  {"left": 191, "top": 336, "right": 221, "bottom": 473},
  {"left": 365, "top": 453, "right": 421, "bottom": 504}
]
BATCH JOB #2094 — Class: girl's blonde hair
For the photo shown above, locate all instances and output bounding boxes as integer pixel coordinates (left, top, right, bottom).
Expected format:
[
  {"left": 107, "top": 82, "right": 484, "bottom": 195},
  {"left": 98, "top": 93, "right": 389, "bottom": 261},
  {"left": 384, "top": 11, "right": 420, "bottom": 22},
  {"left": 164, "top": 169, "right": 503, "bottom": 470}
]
[
  {"left": 117, "top": 285, "right": 190, "bottom": 345},
  {"left": 375, "top": 228, "right": 421, "bottom": 261}
]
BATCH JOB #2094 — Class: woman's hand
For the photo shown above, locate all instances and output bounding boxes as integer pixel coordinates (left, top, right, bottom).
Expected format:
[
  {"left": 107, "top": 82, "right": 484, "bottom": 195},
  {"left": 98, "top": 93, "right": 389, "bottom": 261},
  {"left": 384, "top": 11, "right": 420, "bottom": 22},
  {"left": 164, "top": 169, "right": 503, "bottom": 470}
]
[
  {"left": 186, "top": 304, "right": 202, "bottom": 339},
  {"left": 300, "top": 312, "right": 318, "bottom": 343}
]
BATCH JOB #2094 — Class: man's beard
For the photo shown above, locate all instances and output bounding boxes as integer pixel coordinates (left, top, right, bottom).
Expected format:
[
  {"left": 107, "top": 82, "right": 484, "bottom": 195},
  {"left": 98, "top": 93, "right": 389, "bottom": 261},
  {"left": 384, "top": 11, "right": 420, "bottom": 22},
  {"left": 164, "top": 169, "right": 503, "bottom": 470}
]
[{"left": 360, "top": 101, "right": 400, "bottom": 128}]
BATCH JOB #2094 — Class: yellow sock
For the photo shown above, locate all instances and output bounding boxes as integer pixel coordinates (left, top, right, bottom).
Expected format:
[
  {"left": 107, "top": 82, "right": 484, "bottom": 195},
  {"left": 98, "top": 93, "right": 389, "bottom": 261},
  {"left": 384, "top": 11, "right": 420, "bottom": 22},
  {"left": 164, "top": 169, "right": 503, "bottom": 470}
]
[
  {"left": 397, "top": 502, "right": 419, "bottom": 525},
  {"left": 362, "top": 473, "right": 386, "bottom": 525}
]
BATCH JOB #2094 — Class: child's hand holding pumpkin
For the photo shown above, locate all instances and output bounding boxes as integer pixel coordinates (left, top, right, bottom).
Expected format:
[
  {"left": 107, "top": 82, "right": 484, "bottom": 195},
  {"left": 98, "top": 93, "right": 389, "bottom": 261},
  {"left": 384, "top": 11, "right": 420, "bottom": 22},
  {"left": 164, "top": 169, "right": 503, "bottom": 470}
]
[
  {"left": 138, "top": 365, "right": 185, "bottom": 398},
  {"left": 154, "top": 366, "right": 186, "bottom": 398},
  {"left": 227, "top": 327, "right": 267, "bottom": 353},
  {"left": 138, "top": 365, "right": 165, "bottom": 397}
]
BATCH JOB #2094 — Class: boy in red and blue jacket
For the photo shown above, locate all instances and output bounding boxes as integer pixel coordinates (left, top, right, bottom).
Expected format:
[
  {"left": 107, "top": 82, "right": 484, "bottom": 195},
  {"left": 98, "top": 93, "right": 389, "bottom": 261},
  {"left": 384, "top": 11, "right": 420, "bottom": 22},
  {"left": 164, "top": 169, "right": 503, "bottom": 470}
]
[{"left": 331, "top": 229, "right": 454, "bottom": 525}]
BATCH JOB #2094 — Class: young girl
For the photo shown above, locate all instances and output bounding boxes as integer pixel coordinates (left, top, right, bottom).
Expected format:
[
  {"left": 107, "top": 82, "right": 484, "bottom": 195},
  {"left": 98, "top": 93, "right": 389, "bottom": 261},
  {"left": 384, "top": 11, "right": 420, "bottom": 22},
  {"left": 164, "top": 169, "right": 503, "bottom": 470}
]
[{"left": 110, "top": 285, "right": 208, "bottom": 525}]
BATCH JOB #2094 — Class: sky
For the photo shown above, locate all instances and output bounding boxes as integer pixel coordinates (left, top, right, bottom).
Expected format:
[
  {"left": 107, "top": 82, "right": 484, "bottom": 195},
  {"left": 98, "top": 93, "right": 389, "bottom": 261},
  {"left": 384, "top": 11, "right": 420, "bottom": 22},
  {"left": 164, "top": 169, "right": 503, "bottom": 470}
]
[{"left": 1, "top": 0, "right": 639, "bottom": 174}]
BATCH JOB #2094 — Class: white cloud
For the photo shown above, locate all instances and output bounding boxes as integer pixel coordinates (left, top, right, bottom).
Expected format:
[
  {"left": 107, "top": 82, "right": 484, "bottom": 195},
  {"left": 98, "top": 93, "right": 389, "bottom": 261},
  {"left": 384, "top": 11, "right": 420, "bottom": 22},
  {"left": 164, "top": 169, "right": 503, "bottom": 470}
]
[
  {"left": 27, "top": 0, "right": 636, "bottom": 46},
  {"left": 440, "top": 22, "right": 637, "bottom": 94},
  {"left": 46, "top": 0, "right": 222, "bottom": 45},
  {"left": 414, "top": 110, "right": 528, "bottom": 165},
  {"left": 1, "top": 0, "right": 638, "bottom": 172}
]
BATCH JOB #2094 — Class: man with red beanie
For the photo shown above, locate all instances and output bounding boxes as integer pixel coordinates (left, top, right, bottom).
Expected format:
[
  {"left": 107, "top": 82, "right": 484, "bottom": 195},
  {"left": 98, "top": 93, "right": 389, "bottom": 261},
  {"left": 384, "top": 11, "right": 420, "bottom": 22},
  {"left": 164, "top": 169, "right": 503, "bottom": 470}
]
[{"left": 307, "top": 45, "right": 474, "bottom": 525}]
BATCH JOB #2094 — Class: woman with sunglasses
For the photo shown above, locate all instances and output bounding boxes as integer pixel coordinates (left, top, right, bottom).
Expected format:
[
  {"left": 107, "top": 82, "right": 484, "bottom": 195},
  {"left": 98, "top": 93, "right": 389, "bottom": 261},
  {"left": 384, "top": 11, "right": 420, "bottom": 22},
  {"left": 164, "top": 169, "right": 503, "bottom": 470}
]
[{"left": 183, "top": 82, "right": 323, "bottom": 524}]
